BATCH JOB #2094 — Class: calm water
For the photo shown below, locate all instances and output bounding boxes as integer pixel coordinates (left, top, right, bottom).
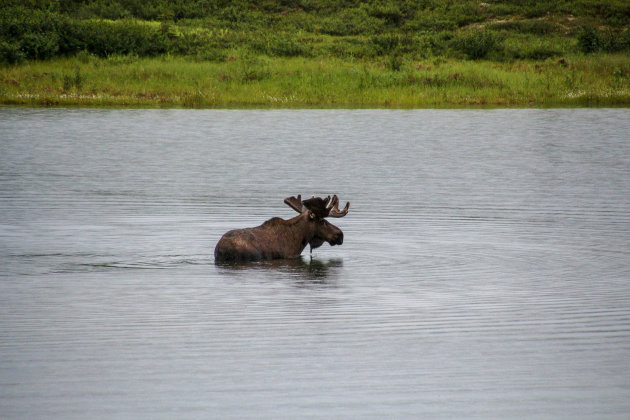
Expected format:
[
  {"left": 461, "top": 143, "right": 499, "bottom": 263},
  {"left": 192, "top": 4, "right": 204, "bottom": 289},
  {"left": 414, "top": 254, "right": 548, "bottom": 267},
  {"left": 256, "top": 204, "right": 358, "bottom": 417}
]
[{"left": 1, "top": 108, "right": 630, "bottom": 419}]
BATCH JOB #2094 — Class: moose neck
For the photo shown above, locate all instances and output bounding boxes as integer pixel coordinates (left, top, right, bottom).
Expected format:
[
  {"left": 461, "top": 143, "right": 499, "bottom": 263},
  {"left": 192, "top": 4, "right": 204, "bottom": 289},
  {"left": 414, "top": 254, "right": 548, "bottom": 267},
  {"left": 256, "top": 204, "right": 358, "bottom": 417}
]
[{"left": 283, "top": 212, "right": 317, "bottom": 256}]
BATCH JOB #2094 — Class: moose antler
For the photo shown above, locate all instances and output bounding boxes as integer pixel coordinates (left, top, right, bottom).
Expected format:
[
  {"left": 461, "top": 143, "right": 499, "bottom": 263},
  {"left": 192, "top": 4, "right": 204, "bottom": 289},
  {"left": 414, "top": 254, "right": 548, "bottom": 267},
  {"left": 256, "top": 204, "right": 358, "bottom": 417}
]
[
  {"left": 284, "top": 195, "right": 304, "bottom": 213},
  {"left": 327, "top": 194, "right": 350, "bottom": 218},
  {"left": 302, "top": 194, "right": 350, "bottom": 218}
]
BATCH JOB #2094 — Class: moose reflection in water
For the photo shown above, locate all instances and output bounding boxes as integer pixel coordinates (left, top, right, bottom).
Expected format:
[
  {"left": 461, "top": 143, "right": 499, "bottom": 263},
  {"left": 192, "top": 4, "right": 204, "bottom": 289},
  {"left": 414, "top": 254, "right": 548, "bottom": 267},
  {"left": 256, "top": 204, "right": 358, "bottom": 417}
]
[
  {"left": 214, "top": 195, "right": 349, "bottom": 263},
  {"left": 217, "top": 256, "right": 344, "bottom": 284}
]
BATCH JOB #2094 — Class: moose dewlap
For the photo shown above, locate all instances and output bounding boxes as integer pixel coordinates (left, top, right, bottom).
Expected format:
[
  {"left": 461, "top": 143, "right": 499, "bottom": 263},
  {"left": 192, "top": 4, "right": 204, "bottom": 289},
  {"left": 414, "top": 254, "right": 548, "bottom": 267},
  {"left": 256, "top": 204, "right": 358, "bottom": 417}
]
[{"left": 214, "top": 194, "right": 349, "bottom": 263}]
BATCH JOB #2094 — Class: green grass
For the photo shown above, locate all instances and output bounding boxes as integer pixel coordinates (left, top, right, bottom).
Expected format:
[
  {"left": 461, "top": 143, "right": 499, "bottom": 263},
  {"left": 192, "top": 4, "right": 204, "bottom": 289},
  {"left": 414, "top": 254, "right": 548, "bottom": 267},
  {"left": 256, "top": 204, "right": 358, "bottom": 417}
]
[
  {"left": 2, "top": 53, "right": 629, "bottom": 107},
  {"left": 2, "top": 1, "right": 629, "bottom": 107}
]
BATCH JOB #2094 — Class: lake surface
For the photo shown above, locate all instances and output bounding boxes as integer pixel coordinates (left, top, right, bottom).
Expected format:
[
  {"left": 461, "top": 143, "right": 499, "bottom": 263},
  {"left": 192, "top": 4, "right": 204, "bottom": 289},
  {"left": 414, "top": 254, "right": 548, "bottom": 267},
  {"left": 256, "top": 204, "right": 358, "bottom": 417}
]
[{"left": 1, "top": 107, "right": 630, "bottom": 419}]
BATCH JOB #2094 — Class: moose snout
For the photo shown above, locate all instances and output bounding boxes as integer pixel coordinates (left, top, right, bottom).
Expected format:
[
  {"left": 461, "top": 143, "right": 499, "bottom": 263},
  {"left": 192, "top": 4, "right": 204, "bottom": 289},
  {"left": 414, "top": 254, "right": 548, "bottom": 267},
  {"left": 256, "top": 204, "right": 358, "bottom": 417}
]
[{"left": 333, "top": 231, "right": 343, "bottom": 246}]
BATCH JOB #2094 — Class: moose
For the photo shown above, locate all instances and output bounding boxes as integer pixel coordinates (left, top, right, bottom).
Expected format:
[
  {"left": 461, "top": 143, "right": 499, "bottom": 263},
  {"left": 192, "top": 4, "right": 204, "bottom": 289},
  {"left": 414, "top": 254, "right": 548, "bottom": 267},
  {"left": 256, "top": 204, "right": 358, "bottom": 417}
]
[{"left": 214, "top": 194, "right": 350, "bottom": 263}]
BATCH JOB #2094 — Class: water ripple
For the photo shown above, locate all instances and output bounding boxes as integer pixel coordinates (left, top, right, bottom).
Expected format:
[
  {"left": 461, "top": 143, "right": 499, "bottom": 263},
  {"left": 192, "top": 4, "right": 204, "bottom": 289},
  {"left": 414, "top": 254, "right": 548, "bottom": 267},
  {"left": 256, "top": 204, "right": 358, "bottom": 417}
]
[{"left": 2, "top": 108, "right": 630, "bottom": 419}]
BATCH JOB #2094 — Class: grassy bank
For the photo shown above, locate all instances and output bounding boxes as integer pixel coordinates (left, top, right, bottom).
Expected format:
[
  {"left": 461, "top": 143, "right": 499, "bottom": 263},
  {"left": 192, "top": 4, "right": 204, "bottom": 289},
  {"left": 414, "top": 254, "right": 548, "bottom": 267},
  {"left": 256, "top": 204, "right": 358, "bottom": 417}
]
[
  {"left": 1, "top": 1, "right": 630, "bottom": 107},
  {"left": 2, "top": 53, "right": 630, "bottom": 107}
]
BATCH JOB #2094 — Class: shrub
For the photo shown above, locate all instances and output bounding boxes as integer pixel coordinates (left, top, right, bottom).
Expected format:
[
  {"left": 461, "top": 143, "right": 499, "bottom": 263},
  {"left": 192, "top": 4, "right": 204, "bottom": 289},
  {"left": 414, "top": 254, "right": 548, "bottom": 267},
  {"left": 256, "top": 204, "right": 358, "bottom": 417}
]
[
  {"left": 195, "top": 48, "right": 227, "bottom": 62},
  {"left": 489, "top": 19, "right": 563, "bottom": 35},
  {"left": 407, "top": 17, "right": 457, "bottom": 32},
  {"left": 577, "top": 26, "right": 630, "bottom": 53},
  {"left": 323, "top": 38, "right": 374, "bottom": 59},
  {"left": 504, "top": 45, "right": 561, "bottom": 61},
  {"left": 218, "top": 5, "right": 246, "bottom": 26},
  {"left": 618, "top": 28, "right": 630, "bottom": 51},
  {"left": 370, "top": 33, "right": 401, "bottom": 55},
  {"left": 319, "top": 8, "right": 384, "bottom": 36},
  {"left": 577, "top": 25, "right": 601, "bottom": 53},
  {"left": 370, "top": 32, "right": 419, "bottom": 56},
  {"left": 255, "top": 34, "right": 308, "bottom": 57},
  {"left": 65, "top": 20, "right": 169, "bottom": 57},
  {"left": 499, "top": 36, "right": 563, "bottom": 61},
  {"left": 76, "top": 49, "right": 96, "bottom": 63},
  {"left": 413, "top": 35, "right": 436, "bottom": 58},
  {"left": 0, "top": 7, "right": 170, "bottom": 59},
  {"left": 20, "top": 31, "right": 60, "bottom": 59},
  {"left": 0, "top": 40, "right": 25, "bottom": 64},
  {"left": 237, "top": 53, "right": 271, "bottom": 82},
  {"left": 0, "top": 7, "right": 62, "bottom": 60},
  {"left": 572, "top": 0, "right": 630, "bottom": 27},
  {"left": 364, "top": 1, "right": 405, "bottom": 26},
  {"left": 522, "top": 3, "right": 554, "bottom": 19},
  {"left": 411, "top": 31, "right": 451, "bottom": 58},
  {"left": 386, "top": 54, "right": 403, "bottom": 71},
  {"left": 167, "top": 29, "right": 214, "bottom": 55},
  {"left": 452, "top": 30, "right": 502, "bottom": 60}
]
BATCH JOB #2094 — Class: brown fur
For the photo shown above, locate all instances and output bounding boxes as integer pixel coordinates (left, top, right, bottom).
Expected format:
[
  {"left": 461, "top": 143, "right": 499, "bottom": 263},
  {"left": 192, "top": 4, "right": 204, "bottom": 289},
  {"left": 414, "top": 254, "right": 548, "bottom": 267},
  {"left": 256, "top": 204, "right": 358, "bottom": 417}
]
[{"left": 214, "top": 211, "right": 343, "bottom": 263}]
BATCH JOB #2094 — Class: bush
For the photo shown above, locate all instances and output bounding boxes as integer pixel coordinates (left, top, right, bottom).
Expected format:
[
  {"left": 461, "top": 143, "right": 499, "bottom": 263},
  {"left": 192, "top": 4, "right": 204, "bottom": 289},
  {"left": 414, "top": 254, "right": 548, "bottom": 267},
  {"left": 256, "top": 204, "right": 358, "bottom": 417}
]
[
  {"left": 0, "top": 7, "right": 170, "bottom": 59},
  {"left": 452, "top": 30, "right": 502, "bottom": 60},
  {"left": 238, "top": 53, "right": 271, "bottom": 82},
  {"left": 166, "top": 29, "right": 217, "bottom": 56},
  {"left": 489, "top": 19, "right": 563, "bottom": 35},
  {"left": 370, "top": 33, "right": 401, "bottom": 55},
  {"left": 195, "top": 48, "right": 228, "bottom": 62},
  {"left": 577, "top": 25, "right": 630, "bottom": 53},
  {"left": 504, "top": 45, "right": 560, "bottom": 60},
  {"left": 0, "top": 40, "right": 25, "bottom": 64},
  {"left": 364, "top": 1, "right": 405, "bottom": 26},
  {"left": 386, "top": 54, "right": 403, "bottom": 71},
  {"left": 21, "top": 31, "right": 60, "bottom": 59},
  {"left": 0, "top": 7, "right": 62, "bottom": 60},
  {"left": 63, "top": 20, "right": 169, "bottom": 57},
  {"left": 618, "top": 28, "right": 630, "bottom": 51},
  {"left": 254, "top": 34, "right": 309, "bottom": 57},
  {"left": 407, "top": 17, "right": 457, "bottom": 32},
  {"left": 572, "top": 0, "right": 630, "bottom": 27},
  {"left": 412, "top": 35, "right": 436, "bottom": 58},
  {"left": 62, "top": 69, "right": 83, "bottom": 91},
  {"left": 499, "top": 36, "right": 563, "bottom": 61},
  {"left": 319, "top": 8, "right": 384, "bottom": 35},
  {"left": 323, "top": 38, "right": 374, "bottom": 59},
  {"left": 577, "top": 25, "right": 601, "bottom": 53},
  {"left": 409, "top": 32, "right": 451, "bottom": 58}
]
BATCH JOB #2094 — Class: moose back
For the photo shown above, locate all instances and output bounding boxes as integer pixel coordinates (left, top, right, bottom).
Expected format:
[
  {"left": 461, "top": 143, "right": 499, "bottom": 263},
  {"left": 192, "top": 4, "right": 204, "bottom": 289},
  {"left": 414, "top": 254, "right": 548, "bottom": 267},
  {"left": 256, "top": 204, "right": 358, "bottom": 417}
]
[{"left": 214, "top": 195, "right": 350, "bottom": 263}]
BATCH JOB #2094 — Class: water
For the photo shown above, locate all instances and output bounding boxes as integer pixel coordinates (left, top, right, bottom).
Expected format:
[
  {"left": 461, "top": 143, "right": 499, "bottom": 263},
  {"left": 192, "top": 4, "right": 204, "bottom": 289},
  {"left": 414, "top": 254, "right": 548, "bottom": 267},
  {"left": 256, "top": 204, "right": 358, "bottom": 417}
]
[{"left": 1, "top": 108, "right": 630, "bottom": 419}]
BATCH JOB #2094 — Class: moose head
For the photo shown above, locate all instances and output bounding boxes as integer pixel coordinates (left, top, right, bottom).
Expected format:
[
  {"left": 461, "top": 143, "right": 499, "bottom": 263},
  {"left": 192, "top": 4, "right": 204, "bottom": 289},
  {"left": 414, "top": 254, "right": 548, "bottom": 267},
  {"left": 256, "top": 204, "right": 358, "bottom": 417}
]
[{"left": 284, "top": 194, "right": 350, "bottom": 251}]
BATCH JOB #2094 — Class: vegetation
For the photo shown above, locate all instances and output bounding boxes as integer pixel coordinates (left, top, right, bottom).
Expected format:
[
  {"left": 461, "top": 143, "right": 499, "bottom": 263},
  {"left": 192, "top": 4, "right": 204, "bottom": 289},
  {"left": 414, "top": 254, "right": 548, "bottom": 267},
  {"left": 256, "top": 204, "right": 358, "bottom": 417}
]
[{"left": 1, "top": 0, "right": 629, "bottom": 107}]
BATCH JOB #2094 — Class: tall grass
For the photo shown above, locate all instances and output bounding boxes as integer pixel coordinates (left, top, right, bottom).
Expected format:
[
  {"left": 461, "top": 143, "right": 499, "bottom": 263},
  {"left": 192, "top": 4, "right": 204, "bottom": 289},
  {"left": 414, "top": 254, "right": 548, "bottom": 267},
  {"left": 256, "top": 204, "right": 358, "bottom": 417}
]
[{"left": 2, "top": 53, "right": 629, "bottom": 107}]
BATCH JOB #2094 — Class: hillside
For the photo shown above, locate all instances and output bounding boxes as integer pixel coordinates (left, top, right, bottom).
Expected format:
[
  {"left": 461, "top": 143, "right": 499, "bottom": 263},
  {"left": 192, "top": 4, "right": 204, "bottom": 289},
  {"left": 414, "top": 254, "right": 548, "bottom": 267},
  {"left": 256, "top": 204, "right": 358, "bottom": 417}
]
[{"left": 1, "top": 0, "right": 629, "bottom": 107}]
